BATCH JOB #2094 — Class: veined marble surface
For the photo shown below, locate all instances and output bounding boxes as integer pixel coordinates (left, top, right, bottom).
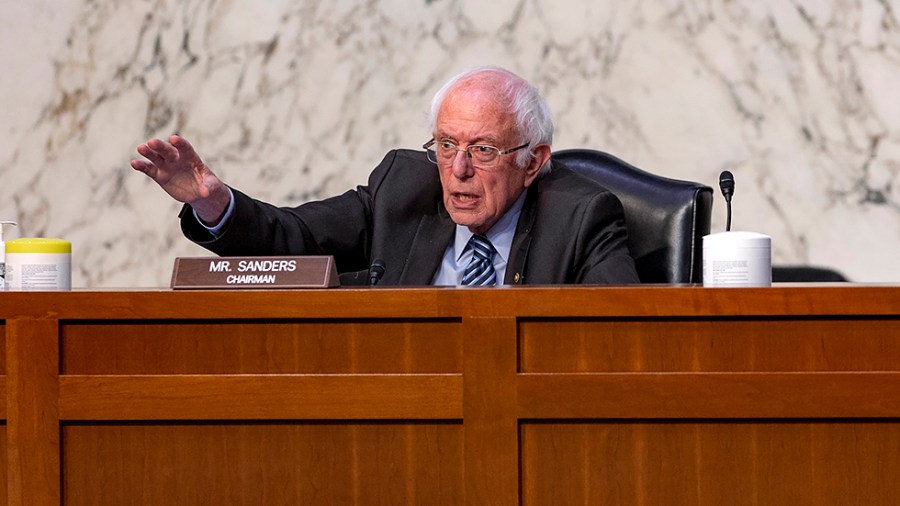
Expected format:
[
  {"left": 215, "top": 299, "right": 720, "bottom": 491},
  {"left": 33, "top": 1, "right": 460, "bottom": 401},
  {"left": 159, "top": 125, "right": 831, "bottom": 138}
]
[{"left": 1, "top": 0, "right": 897, "bottom": 286}]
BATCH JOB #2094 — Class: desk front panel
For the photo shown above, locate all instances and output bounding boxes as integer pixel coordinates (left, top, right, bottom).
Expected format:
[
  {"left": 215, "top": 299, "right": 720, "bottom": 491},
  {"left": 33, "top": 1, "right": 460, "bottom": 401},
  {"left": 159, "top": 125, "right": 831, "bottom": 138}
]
[{"left": 2, "top": 286, "right": 899, "bottom": 505}]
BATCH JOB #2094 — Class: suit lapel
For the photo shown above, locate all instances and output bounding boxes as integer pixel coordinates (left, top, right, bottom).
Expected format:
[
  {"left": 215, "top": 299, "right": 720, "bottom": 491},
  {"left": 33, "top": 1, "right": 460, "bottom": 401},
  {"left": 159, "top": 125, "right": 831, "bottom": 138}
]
[
  {"left": 506, "top": 184, "right": 538, "bottom": 285},
  {"left": 398, "top": 209, "right": 455, "bottom": 285}
]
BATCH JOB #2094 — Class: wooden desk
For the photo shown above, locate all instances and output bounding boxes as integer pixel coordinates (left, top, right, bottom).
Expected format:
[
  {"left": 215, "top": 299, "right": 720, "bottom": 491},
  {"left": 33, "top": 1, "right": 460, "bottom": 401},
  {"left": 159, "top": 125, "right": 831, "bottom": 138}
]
[{"left": 1, "top": 285, "right": 899, "bottom": 505}]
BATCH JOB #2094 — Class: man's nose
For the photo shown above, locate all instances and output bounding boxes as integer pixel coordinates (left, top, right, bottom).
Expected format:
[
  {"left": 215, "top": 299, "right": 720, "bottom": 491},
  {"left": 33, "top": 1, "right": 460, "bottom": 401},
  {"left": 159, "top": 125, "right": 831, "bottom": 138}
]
[{"left": 450, "top": 150, "right": 474, "bottom": 178}]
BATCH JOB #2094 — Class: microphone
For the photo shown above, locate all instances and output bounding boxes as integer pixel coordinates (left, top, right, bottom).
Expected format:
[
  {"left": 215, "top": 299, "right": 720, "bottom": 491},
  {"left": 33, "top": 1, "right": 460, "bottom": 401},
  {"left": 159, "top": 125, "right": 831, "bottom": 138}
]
[
  {"left": 719, "top": 170, "right": 735, "bottom": 232},
  {"left": 368, "top": 259, "right": 386, "bottom": 286}
]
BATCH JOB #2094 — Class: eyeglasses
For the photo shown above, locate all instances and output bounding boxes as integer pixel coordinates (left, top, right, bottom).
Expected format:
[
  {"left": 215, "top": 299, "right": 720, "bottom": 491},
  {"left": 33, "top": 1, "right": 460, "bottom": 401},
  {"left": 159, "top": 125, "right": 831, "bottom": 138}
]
[{"left": 423, "top": 138, "right": 529, "bottom": 169}]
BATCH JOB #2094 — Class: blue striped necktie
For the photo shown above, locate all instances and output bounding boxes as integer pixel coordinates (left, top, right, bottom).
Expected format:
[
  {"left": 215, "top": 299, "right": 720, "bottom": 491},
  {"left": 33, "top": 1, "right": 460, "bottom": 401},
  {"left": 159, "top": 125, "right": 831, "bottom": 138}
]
[{"left": 462, "top": 234, "right": 498, "bottom": 286}]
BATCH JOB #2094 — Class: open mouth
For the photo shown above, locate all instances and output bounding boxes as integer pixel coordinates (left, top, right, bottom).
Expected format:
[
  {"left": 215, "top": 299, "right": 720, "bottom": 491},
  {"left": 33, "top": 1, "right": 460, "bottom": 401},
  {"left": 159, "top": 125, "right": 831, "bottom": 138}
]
[{"left": 452, "top": 193, "right": 480, "bottom": 207}]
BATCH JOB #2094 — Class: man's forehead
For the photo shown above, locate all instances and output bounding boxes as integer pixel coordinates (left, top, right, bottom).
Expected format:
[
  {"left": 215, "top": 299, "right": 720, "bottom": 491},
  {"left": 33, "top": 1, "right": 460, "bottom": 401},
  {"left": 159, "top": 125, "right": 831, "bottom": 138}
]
[{"left": 437, "top": 88, "right": 516, "bottom": 139}]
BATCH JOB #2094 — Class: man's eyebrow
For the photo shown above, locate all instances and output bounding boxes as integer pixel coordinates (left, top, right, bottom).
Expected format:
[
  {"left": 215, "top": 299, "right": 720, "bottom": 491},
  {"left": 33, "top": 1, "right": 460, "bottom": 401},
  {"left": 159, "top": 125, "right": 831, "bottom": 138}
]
[{"left": 436, "top": 133, "right": 501, "bottom": 145}]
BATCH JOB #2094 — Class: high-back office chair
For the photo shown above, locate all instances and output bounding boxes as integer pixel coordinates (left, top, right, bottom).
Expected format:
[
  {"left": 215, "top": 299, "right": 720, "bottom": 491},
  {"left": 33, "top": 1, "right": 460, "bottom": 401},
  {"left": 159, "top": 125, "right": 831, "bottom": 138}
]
[
  {"left": 772, "top": 265, "right": 848, "bottom": 282},
  {"left": 552, "top": 149, "right": 713, "bottom": 283}
]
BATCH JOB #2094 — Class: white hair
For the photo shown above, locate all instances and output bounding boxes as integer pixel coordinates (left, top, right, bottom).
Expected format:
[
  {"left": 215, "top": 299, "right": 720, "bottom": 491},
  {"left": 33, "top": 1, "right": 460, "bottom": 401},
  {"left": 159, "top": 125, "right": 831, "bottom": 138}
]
[{"left": 427, "top": 66, "right": 553, "bottom": 168}]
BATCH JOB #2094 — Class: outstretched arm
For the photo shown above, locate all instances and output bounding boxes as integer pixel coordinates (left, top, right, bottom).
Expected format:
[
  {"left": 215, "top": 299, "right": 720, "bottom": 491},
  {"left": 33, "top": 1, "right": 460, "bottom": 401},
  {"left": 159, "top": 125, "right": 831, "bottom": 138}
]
[{"left": 131, "top": 135, "right": 231, "bottom": 225}]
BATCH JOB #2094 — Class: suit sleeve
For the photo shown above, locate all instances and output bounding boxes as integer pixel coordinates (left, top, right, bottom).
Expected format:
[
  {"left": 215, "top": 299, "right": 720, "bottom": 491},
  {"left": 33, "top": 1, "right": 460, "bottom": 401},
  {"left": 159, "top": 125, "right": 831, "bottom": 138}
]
[{"left": 179, "top": 151, "right": 400, "bottom": 274}]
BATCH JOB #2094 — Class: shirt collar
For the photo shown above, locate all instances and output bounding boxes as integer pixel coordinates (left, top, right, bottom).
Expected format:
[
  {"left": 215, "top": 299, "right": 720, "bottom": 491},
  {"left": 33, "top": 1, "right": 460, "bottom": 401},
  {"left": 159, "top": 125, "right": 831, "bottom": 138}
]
[{"left": 453, "top": 190, "right": 527, "bottom": 264}]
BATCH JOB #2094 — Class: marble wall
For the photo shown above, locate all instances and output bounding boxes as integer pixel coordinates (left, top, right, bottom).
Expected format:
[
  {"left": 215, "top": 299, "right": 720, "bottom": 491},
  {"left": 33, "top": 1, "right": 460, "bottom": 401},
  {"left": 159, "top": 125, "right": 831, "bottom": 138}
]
[{"left": 1, "top": 0, "right": 897, "bottom": 286}]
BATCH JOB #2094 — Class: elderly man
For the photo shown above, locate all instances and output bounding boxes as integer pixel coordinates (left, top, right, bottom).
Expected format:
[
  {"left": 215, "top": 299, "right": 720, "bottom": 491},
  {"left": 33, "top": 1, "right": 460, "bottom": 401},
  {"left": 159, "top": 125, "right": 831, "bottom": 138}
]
[{"left": 132, "top": 66, "right": 639, "bottom": 285}]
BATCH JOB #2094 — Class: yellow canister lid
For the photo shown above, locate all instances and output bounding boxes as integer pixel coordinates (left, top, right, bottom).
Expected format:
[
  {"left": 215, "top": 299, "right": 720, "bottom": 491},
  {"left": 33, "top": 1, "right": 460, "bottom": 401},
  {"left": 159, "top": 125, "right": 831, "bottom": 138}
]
[{"left": 5, "top": 238, "right": 72, "bottom": 254}]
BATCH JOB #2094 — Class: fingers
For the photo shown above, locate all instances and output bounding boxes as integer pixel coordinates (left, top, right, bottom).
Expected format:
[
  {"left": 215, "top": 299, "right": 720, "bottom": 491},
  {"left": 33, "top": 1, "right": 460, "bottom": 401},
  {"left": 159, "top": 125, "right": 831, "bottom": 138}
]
[
  {"left": 145, "top": 138, "right": 180, "bottom": 163},
  {"left": 169, "top": 134, "right": 188, "bottom": 148},
  {"left": 134, "top": 144, "right": 159, "bottom": 168},
  {"left": 133, "top": 135, "right": 210, "bottom": 192},
  {"left": 130, "top": 158, "right": 163, "bottom": 182},
  {"left": 136, "top": 135, "right": 201, "bottom": 166},
  {"left": 136, "top": 139, "right": 175, "bottom": 170},
  {"left": 130, "top": 159, "right": 152, "bottom": 173},
  {"left": 170, "top": 135, "right": 201, "bottom": 162}
]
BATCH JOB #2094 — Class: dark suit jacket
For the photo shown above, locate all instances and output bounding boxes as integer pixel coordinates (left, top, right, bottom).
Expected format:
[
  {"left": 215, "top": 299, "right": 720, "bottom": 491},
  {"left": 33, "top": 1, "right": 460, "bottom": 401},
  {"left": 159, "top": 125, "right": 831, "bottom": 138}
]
[{"left": 180, "top": 149, "right": 639, "bottom": 285}]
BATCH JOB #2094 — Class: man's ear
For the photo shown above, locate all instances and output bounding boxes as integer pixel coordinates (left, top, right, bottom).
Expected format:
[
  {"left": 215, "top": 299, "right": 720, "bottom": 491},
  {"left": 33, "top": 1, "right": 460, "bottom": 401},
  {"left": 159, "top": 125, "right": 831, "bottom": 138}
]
[{"left": 523, "top": 144, "right": 551, "bottom": 187}]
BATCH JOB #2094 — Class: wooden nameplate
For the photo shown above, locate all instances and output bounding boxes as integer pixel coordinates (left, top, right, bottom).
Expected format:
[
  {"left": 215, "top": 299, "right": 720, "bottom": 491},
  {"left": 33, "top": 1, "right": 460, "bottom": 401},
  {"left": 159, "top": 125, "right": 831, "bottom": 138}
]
[{"left": 171, "top": 256, "right": 339, "bottom": 289}]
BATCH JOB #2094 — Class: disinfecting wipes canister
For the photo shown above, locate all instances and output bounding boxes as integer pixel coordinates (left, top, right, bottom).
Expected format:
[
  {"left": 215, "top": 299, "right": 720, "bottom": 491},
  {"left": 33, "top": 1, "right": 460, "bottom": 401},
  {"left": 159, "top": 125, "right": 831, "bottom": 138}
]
[
  {"left": 702, "top": 231, "right": 771, "bottom": 287},
  {"left": 5, "top": 238, "right": 72, "bottom": 290}
]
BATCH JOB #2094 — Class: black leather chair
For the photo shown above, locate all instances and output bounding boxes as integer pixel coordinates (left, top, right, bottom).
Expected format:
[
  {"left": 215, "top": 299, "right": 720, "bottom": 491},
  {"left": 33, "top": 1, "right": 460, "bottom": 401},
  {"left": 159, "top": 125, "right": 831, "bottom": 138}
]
[
  {"left": 772, "top": 265, "right": 848, "bottom": 282},
  {"left": 552, "top": 149, "right": 713, "bottom": 284}
]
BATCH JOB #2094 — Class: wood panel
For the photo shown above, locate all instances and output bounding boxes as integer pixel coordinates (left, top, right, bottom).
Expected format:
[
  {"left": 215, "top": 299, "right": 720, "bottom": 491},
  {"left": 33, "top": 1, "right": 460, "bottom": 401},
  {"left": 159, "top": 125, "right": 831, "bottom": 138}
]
[
  {"left": 517, "top": 372, "right": 900, "bottom": 418},
  {"left": 0, "top": 425, "right": 6, "bottom": 505},
  {"left": 0, "top": 323, "right": 6, "bottom": 374},
  {"left": 521, "top": 421, "right": 900, "bottom": 506},
  {"left": 61, "top": 319, "right": 461, "bottom": 374},
  {"left": 0, "top": 322, "right": 5, "bottom": 504},
  {"left": 0, "top": 350, "right": 5, "bottom": 420},
  {"left": 59, "top": 374, "right": 461, "bottom": 420},
  {"left": 463, "top": 317, "right": 519, "bottom": 505},
  {"left": 63, "top": 422, "right": 463, "bottom": 505},
  {"left": 519, "top": 318, "right": 900, "bottom": 372},
  {"left": 0, "top": 285, "right": 896, "bottom": 321},
  {"left": 6, "top": 318, "right": 59, "bottom": 506}
]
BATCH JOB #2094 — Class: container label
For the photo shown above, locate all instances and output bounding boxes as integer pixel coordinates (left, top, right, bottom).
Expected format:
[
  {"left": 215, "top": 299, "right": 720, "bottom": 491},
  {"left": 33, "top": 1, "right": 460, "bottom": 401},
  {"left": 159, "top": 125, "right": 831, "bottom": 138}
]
[{"left": 5, "top": 252, "right": 72, "bottom": 290}]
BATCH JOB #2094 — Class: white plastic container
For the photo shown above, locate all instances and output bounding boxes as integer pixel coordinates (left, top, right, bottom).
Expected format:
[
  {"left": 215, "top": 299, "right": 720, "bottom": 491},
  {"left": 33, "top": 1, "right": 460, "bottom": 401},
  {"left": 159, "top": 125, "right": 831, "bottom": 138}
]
[
  {"left": 4, "top": 238, "right": 72, "bottom": 290},
  {"left": 702, "top": 231, "right": 771, "bottom": 287}
]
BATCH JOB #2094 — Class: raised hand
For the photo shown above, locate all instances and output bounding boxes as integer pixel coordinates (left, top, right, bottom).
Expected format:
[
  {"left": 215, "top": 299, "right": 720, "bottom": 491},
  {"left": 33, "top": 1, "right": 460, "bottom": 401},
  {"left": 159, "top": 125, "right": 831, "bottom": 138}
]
[{"left": 131, "top": 135, "right": 231, "bottom": 224}]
